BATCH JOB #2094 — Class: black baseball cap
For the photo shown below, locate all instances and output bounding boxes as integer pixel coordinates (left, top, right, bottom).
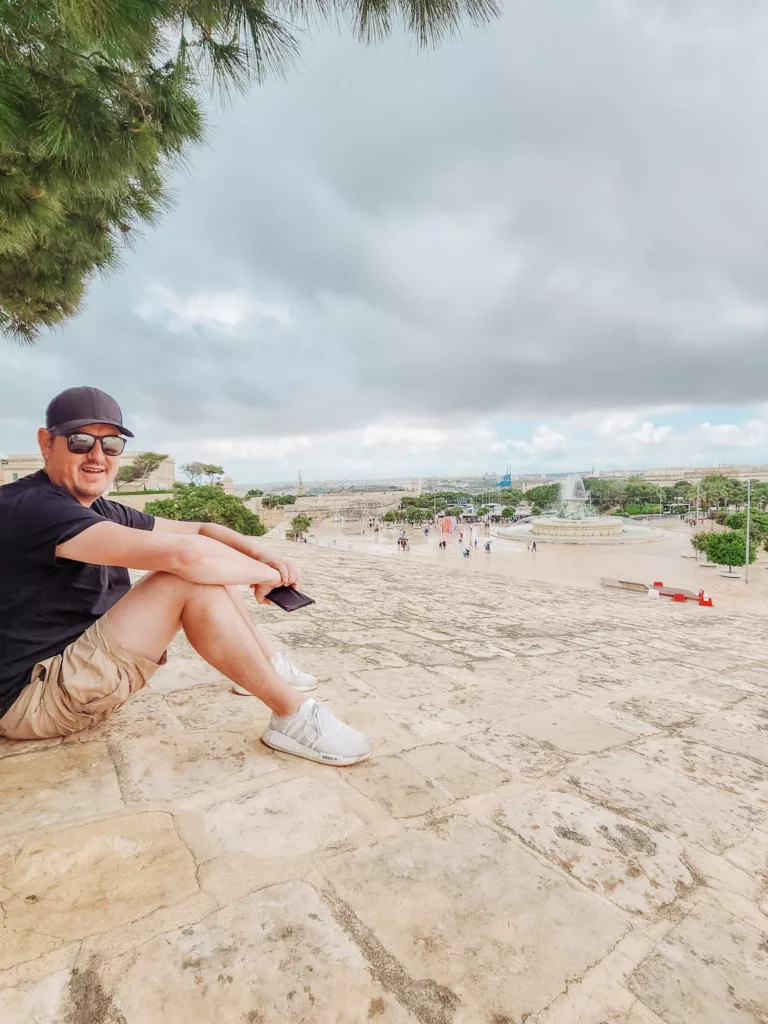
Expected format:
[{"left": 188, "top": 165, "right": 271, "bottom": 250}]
[{"left": 45, "top": 386, "right": 134, "bottom": 438}]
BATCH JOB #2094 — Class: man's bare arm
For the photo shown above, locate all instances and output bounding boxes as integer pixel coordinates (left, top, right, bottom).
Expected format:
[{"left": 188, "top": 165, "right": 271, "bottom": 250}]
[
  {"left": 56, "top": 522, "right": 281, "bottom": 593},
  {"left": 152, "top": 517, "right": 298, "bottom": 586}
]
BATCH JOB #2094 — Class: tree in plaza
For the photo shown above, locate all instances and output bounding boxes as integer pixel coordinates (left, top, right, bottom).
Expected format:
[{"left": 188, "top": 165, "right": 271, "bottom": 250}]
[
  {"left": 582, "top": 477, "right": 626, "bottom": 512},
  {"left": 112, "top": 465, "right": 135, "bottom": 492},
  {"left": 699, "top": 474, "right": 736, "bottom": 511},
  {"left": 724, "top": 510, "right": 768, "bottom": 546},
  {"left": 531, "top": 503, "right": 543, "bottom": 515},
  {"left": 261, "top": 495, "right": 279, "bottom": 509},
  {"left": 488, "top": 488, "right": 523, "bottom": 506},
  {"left": 525, "top": 483, "right": 560, "bottom": 508},
  {"left": 291, "top": 513, "right": 312, "bottom": 538},
  {"left": 382, "top": 510, "right": 397, "bottom": 523},
  {"left": 672, "top": 480, "right": 695, "bottom": 501},
  {"left": 752, "top": 481, "right": 768, "bottom": 510},
  {"left": 277, "top": 494, "right": 297, "bottom": 505},
  {"left": 690, "top": 531, "right": 711, "bottom": 562},
  {"left": 404, "top": 506, "right": 432, "bottom": 524},
  {"left": 703, "top": 530, "right": 756, "bottom": 573},
  {"left": 623, "top": 478, "right": 661, "bottom": 507},
  {"left": 443, "top": 506, "right": 463, "bottom": 518},
  {"left": 475, "top": 505, "right": 491, "bottom": 516},
  {"left": 244, "top": 488, "right": 263, "bottom": 498},
  {"left": 500, "top": 507, "right": 516, "bottom": 519},
  {"left": 127, "top": 451, "right": 168, "bottom": 490},
  {"left": 145, "top": 485, "right": 264, "bottom": 535},
  {"left": 1, "top": 0, "right": 498, "bottom": 341},
  {"left": 181, "top": 462, "right": 205, "bottom": 485}
]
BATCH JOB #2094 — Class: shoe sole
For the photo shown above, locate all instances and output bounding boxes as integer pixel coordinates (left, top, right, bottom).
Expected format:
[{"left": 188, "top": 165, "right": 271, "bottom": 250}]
[{"left": 261, "top": 728, "right": 371, "bottom": 766}]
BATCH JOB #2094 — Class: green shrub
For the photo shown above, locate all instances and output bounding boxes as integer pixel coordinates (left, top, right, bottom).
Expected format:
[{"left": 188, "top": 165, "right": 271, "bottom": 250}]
[{"left": 145, "top": 486, "right": 265, "bottom": 536}]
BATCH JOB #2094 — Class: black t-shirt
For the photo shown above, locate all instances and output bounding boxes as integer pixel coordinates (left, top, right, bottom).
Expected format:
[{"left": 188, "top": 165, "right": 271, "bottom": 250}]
[{"left": 0, "top": 471, "right": 155, "bottom": 716}]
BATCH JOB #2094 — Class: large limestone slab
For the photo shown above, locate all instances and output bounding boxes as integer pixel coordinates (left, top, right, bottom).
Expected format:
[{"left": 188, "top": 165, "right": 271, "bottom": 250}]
[
  {"left": 164, "top": 684, "right": 271, "bottom": 732},
  {"left": 517, "top": 708, "right": 634, "bottom": 754},
  {"left": 0, "top": 966, "right": 73, "bottom": 1024},
  {"left": 0, "top": 742, "right": 122, "bottom": 838},
  {"left": 471, "top": 724, "right": 572, "bottom": 776},
  {"left": 322, "top": 816, "right": 628, "bottom": 1023},
  {"left": 684, "top": 700, "right": 768, "bottom": 766},
  {"left": 529, "top": 963, "right": 668, "bottom": 1023},
  {"left": 149, "top": 656, "right": 230, "bottom": 692},
  {"left": 631, "top": 736, "right": 768, "bottom": 813},
  {"left": 62, "top": 690, "right": 182, "bottom": 743},
  {"left": 569, "top": 749, "right": 763, "bottom": 852},
  {"left": 353, "top": 666, "right": 458, "bottom": 701},
  {"left": 0, "top": 813, "right": 197, "bottom": 946},
  {"left": 611, "top": 692, "right": 722, "bottom": 730},
  {"left": 446, "top": 680, "right": 561, "bottom": 724},
  {"left": 1, "top": 883, "right": 418, "bottom": 1024},
  {"left": 182, "top": 776, "right": 365, "bottom": 862},
  {"left": 385, "top": 703, "right": 470, "bottom": 738},
  {"left": 723, "top": 828, "right": 768, "bottom": 880},
  {"left": 629, "top": 901, "right": 768, "bottom": 1024},
  {"left": 346, "top": 755, "right": 453, "bottom": 818},
  {"left": 0, "top": 736, "right": 62, "bottom": 761},
  {"left": 496, "top": 791, "right": 694, "bottom": 915},
  {"left": 403, "top": 742, "right": 508, "bottom": 799},
  {"left": 116, "top": 730, "right": 279, "bottom": 801}
]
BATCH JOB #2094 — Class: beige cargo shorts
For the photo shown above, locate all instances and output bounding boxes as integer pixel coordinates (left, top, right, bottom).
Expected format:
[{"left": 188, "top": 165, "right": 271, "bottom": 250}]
[{"left": 0, "top": 615, "right": 166, "bottom": 741}]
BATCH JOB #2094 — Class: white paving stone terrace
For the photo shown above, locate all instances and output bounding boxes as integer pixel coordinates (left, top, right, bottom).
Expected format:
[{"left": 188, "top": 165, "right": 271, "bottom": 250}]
[{"left": 0, "top": 541, "right": 767, "bottom": 1023}]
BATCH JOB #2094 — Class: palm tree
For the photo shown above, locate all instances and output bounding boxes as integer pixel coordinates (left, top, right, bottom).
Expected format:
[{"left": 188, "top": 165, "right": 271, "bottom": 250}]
[{"left": 1, "top": 0, "right": 499, "bottom": 341}]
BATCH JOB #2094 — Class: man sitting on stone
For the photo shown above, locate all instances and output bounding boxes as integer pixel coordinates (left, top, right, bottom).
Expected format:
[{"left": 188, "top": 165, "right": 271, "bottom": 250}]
[{"left": 0, "top": 387, "right": 371, "bottom": 766}]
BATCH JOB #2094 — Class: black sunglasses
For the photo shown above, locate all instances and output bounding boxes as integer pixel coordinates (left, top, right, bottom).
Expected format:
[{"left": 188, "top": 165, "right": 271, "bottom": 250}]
[{"left": 60, "top": 432, "right": 126, "bottom": 456}]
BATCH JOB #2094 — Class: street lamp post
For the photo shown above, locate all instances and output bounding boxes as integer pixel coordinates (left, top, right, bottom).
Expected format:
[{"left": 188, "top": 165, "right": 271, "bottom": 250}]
[{"left": 745, "top": 477, "right": 751, "bottom": 585}]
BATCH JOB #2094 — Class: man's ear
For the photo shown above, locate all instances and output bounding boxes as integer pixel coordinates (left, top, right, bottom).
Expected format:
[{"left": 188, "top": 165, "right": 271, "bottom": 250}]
[{"left": 37, "top": 427, "right": 53, "bottom": 459}]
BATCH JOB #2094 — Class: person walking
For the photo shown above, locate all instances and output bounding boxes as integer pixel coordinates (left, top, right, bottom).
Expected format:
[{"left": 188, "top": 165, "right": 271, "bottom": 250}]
[{"left": 0, "top": 387, "right": 371, "bottom": 766}]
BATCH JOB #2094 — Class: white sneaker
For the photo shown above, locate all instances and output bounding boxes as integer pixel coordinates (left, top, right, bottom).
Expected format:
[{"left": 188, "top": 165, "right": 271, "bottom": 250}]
[
  {"left": 261, "top": 698, "right": 372, "bottom": 766},
  {"left": 233, "top": 650, "right": 318, "bottom": 696}
]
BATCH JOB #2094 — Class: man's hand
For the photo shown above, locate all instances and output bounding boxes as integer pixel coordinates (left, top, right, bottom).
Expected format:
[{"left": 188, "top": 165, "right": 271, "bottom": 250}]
[
  {"left": 261, "top": 554, "right": 299, "bottom": 587},
  {"left": 251, "top": 581, "right": 278, "bottom": 605}
]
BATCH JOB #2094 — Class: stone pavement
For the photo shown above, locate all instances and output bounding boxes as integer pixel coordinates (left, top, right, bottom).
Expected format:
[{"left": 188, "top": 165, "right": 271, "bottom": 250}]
[{"left": 0, "top": 542, "right": 766, "bottom": 1023}]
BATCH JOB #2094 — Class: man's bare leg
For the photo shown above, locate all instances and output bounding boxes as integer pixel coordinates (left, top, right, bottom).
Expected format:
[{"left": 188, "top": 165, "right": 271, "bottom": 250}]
[
  {"left": 222, "top": 587, "right": 317, "bottom": 695},
  {"left": 104, "top": 572, "right": 370, "bottom": 765},
  {"left": 225, "top": 586, "right": 279, "bottom": 660},
  {"left": 106, "top": 572, "right": 301, "bottom": 717}
]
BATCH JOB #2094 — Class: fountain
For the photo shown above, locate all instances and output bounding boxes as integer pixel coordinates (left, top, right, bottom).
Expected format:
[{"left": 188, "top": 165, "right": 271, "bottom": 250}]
[
  {"left": 497, "top": 474, "right": 663, "bottom": 544},
  {"left": 532, "top": 474, "right": 623, "bottom": 539}
]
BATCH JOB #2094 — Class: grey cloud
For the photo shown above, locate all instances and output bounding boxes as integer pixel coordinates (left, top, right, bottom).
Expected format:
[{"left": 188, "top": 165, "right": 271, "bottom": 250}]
[{"left": 3, "top": 0, "right": 768, "bottom": 454}]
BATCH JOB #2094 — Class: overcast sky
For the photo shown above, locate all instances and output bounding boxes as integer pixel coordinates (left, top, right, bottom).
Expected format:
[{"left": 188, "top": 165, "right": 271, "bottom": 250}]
[{"left": 2, "top": 0, "right": 768, "bottom": 484}]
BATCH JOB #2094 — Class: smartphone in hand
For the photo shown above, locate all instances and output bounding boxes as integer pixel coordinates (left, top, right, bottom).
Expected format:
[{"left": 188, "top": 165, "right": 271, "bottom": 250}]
[{"left": 267, "top": 585, "right": 315, "bottom": 612}]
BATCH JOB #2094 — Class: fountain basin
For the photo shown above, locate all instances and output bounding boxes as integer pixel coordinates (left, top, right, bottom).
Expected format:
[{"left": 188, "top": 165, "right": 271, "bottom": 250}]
[{"left": 532, "top": 516, "right": 623, "bottom": 538}]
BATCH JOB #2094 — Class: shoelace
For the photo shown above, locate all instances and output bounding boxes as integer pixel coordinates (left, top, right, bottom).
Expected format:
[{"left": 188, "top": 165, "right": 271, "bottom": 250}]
[{"left": 301, "top": 702, "right": 338, "bottom": 744}]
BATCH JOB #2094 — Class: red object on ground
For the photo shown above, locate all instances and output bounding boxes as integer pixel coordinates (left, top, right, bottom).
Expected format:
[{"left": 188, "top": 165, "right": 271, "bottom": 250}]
[
  {"left": 673, "top": 593, "right": 686, "bottom": 602},
  {"left": 653, "top": 581, "right": 664, "bottom": 587}
]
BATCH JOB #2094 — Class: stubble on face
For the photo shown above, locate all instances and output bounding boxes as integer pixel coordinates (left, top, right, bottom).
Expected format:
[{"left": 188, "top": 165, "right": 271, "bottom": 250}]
[{"left": 42, "top": 425, "right": 122, "bottom": 505}]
